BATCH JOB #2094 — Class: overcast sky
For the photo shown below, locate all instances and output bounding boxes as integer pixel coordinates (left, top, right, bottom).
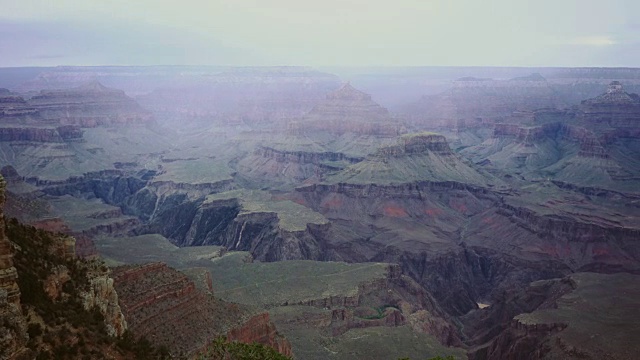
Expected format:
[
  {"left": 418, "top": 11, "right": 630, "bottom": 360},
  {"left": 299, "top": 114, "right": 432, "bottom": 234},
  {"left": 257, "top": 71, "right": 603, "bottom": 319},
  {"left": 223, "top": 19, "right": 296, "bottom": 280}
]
[{"left": 1, "top": 0, "right": 639, "bottom": 67}]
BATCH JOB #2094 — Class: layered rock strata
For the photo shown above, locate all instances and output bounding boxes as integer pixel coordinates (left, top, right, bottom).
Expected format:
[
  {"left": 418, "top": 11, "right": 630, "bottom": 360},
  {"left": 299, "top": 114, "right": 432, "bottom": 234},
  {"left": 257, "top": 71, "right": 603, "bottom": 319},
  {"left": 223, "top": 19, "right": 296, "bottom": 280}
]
[
  {"left": 300, "top": 82, "right": 403, "bottom": 136},
  {"left": 28, "top": 81, "right": 154, "bottom": 127},
  {"left": 112, "top": 262, "right": 292, "bottom": 358}
]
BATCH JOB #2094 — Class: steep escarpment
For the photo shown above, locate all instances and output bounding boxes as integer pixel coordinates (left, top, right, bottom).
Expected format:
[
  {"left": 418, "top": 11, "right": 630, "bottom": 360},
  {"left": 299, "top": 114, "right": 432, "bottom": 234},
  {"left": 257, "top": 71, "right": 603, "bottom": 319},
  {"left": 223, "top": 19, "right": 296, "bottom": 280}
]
[
  {"left": 138, "top": 190, "right": 329, "bottom": 261},
  {"left": 112, "top": 262, "right": 292, "bottom": 358},
  {"left": 465, "top": 272, "right": 640, "bottom": 360},
  {"left": 498, "top": 202, "right": 639, "bottom": 270},
  {"left": 461, "top": 276, "right": 576, "bottom": 359},
  {"left": 30, "top": 169, "right": 328, "bottom": 262},
  {"left": 0, "top": 177, "right": 29, "bottom": 360},
  {"left": 292, "top": 182, "right": 513, "bottom": 315}
]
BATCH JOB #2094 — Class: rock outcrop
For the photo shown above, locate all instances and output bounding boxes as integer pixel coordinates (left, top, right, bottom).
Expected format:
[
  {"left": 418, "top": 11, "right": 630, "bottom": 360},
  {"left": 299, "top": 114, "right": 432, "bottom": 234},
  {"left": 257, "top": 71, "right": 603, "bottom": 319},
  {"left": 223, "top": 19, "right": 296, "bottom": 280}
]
[
  {"left": 0, "top": 177, "right": 29, "bottom": 360},
  {"left": 81, "top": 269, "right": 128, "bottom": 337},
  {"left": 227, "top": 313, "right": 293, "bottom": 358},
  {"left": 138, "top": 192, "right": 329, "bottom": 262},
  {"left": 112, "top": 262, "right": 292, "bottom": 358},
  {"left": 0, "top": 180, "right": 20, "bottom": 305},
  {"left": 576, "top": 81, "right": 640, "bottom": 129}
]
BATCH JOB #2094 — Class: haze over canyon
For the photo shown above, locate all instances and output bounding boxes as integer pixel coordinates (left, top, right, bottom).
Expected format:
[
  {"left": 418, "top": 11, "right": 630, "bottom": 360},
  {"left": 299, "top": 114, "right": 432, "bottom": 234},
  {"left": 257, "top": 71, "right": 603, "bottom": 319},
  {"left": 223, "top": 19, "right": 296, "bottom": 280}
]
[{"left": 2, "top": 1, "right": 640, "bottom": 359}]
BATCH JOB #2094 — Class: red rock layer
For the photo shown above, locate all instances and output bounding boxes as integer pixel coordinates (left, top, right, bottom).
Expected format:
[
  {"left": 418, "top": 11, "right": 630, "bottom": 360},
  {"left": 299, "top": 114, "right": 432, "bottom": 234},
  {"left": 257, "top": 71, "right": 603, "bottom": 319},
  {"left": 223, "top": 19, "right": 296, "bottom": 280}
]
[
  {"left": 227, "top": 313, "right": 293, "bottom": 358},
  {"left": 112, "top": 263, "right": 293, "bottom": 358}
]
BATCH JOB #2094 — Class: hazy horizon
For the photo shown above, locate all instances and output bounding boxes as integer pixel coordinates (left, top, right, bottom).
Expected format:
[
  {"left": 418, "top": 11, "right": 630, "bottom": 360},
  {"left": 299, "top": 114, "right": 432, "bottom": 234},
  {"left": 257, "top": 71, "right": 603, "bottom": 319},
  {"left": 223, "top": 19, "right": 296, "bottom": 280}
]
[{"left": 1, "top": 0, "right": 639, "bottom": 68}]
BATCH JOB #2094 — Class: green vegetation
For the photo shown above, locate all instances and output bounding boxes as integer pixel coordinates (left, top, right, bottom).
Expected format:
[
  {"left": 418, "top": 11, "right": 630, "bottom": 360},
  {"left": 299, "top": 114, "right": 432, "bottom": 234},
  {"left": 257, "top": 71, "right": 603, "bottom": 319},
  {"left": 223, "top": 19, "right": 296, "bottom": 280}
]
[
  {"left": 357, "top": 305, "right": 399, "bottom": 320},
  {"left": 153, "top": 158, "right": 234, "bottom": 184},
  {"left": 208, "top": 258, "right": 390, "bottom": 308},
  {"left": 48, "top": 195, "right": 138, "bottom": 232},
  {"left": 198, "top": 337, "right": 291, "bottom": 360},
  {"left": 271, "top": 324, "right": 466, "bottom": 360},
  {"left": 5, "top": 217, "right": 167, "bottom": 359}
]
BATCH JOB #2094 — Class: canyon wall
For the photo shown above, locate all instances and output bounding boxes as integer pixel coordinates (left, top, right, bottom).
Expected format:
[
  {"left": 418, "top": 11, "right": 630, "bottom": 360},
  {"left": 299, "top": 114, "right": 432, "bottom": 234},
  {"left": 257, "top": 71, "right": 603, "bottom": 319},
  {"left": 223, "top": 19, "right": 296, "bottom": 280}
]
[{"left": 0, "top": 177, "right": 29, "bottom": 360}]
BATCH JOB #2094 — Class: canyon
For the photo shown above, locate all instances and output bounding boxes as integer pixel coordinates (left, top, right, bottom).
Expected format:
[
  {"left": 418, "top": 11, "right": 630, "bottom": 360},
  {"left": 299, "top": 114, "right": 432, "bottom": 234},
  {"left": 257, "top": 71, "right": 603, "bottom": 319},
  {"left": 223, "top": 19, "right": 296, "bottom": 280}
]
[{"left": 1, "top": 66, "right": 639, "bottom": 359}]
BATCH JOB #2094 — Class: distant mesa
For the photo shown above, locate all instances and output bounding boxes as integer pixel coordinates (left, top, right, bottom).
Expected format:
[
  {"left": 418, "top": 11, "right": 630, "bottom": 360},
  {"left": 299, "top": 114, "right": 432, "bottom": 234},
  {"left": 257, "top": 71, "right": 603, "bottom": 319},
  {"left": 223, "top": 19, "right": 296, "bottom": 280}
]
[
  {"left": 581, "top": 81, "right": 640, "bottom": 106},
  {"left": 509, "top": 73, "right": 547, "bottom": 82},
  {"left": 0, "top": 81, "right": 153, "bottom": 129},
  {"left": 28, "top": 80, "right": 155, "bottom": 127},
  {"left": 325, "top": 82, "right": 374, "bottom": 101},
  {"left": 375, "top": 132, "right": 452, "bottom": 158},
  {"left": 403, "top": 74, "right": 561, "bottom": 128},
  {"left": 299, "top": 82, "right": 402, "bottom": 136},
  {"left": 455, "top": 76, "right": 492, "bottom": 82}
]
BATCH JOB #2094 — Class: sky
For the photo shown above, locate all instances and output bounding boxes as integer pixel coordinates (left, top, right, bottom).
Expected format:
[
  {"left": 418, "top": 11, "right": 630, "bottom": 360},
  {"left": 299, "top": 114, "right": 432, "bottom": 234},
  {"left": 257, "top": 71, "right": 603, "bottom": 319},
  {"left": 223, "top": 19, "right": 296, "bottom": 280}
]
[{"left": 1, "top": 0, "right": 639, "bottom": 67}]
